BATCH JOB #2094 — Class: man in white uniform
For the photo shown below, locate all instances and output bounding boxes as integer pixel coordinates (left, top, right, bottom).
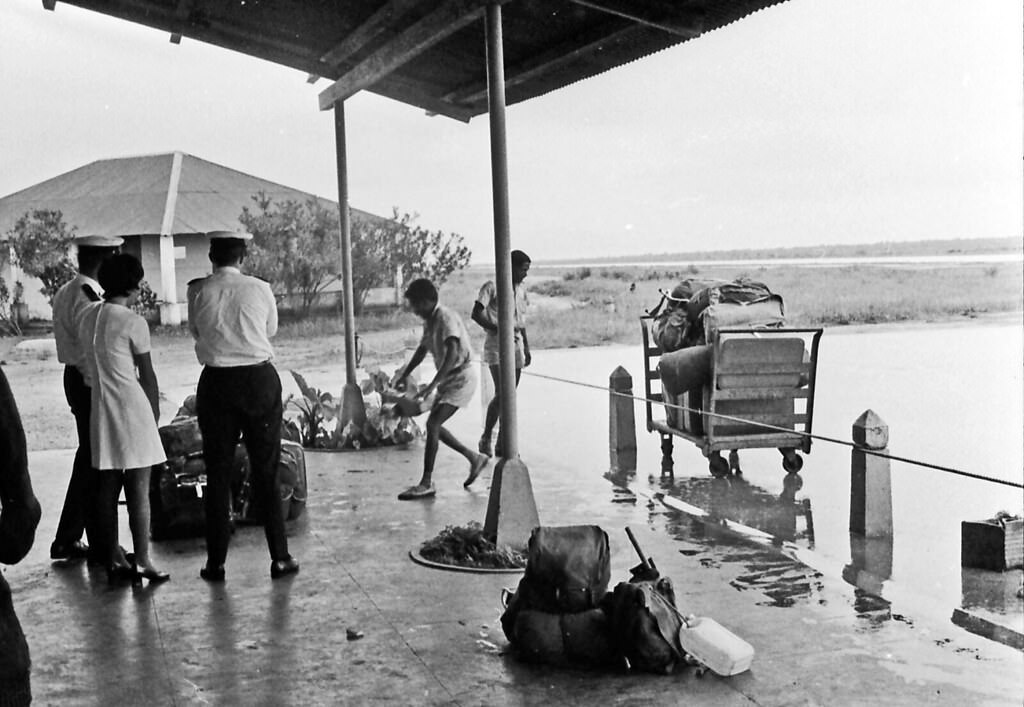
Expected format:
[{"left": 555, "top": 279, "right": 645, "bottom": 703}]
[
  {"left": 187, "top": 231, "right": 298, "bottom": 581},
  {"left": 49, "top": 234, "right": 122, "bottom": 564}
]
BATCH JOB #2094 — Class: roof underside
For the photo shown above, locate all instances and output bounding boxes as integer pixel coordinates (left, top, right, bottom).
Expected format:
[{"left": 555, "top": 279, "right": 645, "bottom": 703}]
[{"left": 52, "top": 0, "right": 787, "bottom": 121}]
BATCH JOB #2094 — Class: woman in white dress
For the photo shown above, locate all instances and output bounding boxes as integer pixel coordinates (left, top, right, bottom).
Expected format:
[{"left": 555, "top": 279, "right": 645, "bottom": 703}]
[{"left": 79, "top": 254, "right": 168, "bottom": 583}]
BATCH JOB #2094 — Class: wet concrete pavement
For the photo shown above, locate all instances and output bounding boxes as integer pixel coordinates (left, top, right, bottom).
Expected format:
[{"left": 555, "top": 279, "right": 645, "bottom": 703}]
[{"left": 7, "top": 423, "right": 1024, "bottom": 706}]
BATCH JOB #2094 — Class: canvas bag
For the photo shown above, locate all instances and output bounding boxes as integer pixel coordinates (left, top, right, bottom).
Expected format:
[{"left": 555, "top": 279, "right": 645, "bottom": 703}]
[
  {"left": 607, "top": 579, "right": 684, "bottom": 674},
  {"left": 520, "top": 525, "right": 611, "bottom": 614},
  {"left": 508, "top": 607, "right": 619, "bottom": 668}
]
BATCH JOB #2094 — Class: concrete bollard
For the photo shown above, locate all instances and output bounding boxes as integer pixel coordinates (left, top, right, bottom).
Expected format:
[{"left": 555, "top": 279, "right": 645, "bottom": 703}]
[
  {"left": 484, "top": 457, "right": 540, "bottom": 551},
  {"left": 849, "top": 409, "right": 893, "bottom": 538},
  {"left": 609, "top": 366, "right": 637, "bottom": 473}
]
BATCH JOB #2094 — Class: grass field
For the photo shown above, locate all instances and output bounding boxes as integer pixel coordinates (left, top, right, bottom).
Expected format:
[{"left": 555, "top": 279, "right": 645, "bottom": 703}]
[{"left": 245, "top": 262, "right": 1023, "bottom": 352}]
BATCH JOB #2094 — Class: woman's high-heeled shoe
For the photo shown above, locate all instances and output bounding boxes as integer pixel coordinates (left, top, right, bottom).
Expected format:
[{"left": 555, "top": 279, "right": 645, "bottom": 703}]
[{"left": 138, "top": 566, "right": 171, "bottom": 584}]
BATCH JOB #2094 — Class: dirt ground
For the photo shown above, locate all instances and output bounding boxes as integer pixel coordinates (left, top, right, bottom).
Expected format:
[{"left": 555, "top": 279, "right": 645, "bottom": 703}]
[{"left": 0, "top": 327, "right": 415, "bottom": 452}]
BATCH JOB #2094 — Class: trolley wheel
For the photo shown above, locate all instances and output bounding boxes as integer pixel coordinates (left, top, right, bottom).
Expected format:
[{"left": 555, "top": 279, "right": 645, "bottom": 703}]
[
  {"left": 781, "top": 449, "right": 803, "bottom": 473},
  {"left": 708, "top": 452, "right": 729, "bottom": 478},
  {"left": 728, "top": 449, "right": 741, "bottom": 475}
]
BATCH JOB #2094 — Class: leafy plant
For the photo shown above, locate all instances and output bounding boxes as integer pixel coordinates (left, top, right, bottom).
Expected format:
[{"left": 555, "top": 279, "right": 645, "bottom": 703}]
[
  {"left": 0, "top": 276, "right": 22, "bottom": 336},
  {"left": 131, "top": 280, "right": 159, "bottom": 319},
  {"left": 286, "top": 370, "right": 339, "bottom": 448},
  {"left": 419, "top": 522, "right": 526, "bottom": 569}
]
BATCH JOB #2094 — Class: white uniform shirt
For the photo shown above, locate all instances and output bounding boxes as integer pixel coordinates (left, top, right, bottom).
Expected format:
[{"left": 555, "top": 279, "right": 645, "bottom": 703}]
[
  {"left": 52, "top": 274, "right": 103, "bottom": 376},
  {"left": 187, "top": 267, "right": 278, "bottom": 367}
]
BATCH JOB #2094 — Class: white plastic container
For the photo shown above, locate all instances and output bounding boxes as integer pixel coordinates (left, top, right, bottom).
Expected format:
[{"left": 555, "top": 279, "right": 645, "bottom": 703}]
[{"left": 677, "top": 616, "right": 755, "bottom": 676}]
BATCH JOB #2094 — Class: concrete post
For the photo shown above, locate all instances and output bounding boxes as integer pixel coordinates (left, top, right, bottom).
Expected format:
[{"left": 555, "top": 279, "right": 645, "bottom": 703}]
[
  {"left": 849, "top": 409, "right": 892, "bottom": 538},
  {"left": 333, "top": 100, "right": 367, "bottom": 429},
  {"left": 482, "top": 3, "right": 538, "bottom": 550},
  {"left": 609, "top": 366, "right": 637, "bottom": 473}
]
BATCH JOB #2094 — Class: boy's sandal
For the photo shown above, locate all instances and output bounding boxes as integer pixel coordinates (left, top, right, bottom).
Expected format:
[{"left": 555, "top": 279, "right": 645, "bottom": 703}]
[
  {"left": 398, "top": 483, "right": 436, "bottom": 500},
  {"left": 464, "top": 455, "right": 488, "bottom": 488}
]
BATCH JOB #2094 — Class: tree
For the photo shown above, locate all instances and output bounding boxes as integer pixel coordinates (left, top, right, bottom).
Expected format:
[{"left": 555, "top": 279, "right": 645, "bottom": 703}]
[
  {"left": 240, "top": 195, "right": 472, "bottom": 317},
  {"left": 5, "top": 209, "right": 77, "bottom": 304},
  {"left": 239, "top": 193, "right": 346, "bottom": 318},
  {"left": 355, "top": 209, "right": 472, "bottom": 293}
]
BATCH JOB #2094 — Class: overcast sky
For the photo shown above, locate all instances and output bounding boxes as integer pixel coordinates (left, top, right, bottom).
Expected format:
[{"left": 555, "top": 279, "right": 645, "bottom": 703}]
[{"left": 1, "top": 0, "right": 1021, "bottom": 261}]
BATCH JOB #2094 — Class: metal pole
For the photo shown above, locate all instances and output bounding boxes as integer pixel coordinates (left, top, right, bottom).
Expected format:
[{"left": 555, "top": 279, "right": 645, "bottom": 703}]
[
  {"left": 485, "top": 1, "right": 518, "bottom": 458},
  {"left": 334, "top": 101, "right": 358, "bottom": 385},
  {"left": 334, "top": 100, "right": 366, "bottom": 428}
]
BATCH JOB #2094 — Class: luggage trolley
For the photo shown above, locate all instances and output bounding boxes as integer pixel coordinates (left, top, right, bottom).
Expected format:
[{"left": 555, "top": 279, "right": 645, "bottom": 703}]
[{"left": 640, "top": 316, "right": 823, "bottom": 479}]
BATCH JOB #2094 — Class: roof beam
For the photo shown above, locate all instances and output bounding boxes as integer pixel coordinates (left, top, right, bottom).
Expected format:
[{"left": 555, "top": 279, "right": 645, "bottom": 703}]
[
  {"left": 566, "top": 0, "right": 704, "bottom": 38},
  {"left": 441, "top": 20, "right": 639, "bottom": 106},
  {"left": 318, "top": 0, "right": 485, "bottom": 111},
  {"left": 317, "top": 0, "right": 430, "bottom": 71},
  {"left": 42, "top": 0, "right": 57, "bottom": 10}
]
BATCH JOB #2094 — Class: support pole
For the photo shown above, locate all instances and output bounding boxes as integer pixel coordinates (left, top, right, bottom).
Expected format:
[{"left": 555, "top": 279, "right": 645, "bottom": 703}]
[
  {"left": 482, "top": 2, "right": 538, "bottom": 550},
  {"left": 158, "top": 151, "right": 183, "bottom": 326},
  {"left": 849, "top": 409, "right": 892, "bottom": 538},
  {"left": 334, "top": 101, "right": 366, "bottom": 428},
  {"left": 609, "top": 366, "right": 637, "bottom": 473}
]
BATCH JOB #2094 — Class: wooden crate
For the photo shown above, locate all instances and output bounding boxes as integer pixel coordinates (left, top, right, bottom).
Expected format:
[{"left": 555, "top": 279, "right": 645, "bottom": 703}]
[{"left": 961, "top": 519, "right": 1024, "bottom": 571}]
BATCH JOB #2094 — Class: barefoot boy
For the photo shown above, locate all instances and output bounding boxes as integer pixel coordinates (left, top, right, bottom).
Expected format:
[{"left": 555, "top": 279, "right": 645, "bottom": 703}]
[{"left": 394, "top": 279, "right": 488, "bottom": 500}]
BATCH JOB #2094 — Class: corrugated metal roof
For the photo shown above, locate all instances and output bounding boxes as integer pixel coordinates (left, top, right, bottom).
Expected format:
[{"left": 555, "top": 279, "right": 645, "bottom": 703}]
[
  {"left": 50, "top": 1, "right": 790, "bottom": 122},
  {"left": 0, "top": 152, "right": 377, "bottom": 238}
]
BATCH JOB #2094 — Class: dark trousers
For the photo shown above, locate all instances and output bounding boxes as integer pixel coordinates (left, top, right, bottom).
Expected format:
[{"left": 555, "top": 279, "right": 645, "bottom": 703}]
[
  {"left": 53, "top": 366, "right": 103, "bottom": 555},
  {"left": 196, "top": 363, "right": 288, "bottom": 566}
]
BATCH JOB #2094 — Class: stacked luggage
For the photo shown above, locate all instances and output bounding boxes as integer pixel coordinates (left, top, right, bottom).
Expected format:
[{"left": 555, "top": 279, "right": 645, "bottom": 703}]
[
  {"left": 149, "top": 416, "right": 307, "bottom": 541},
  {"left": 651, "top": 278, "right": 787, "bottom": 435},
  {"left": 501, "top": 525, "right": 733, "bottom": 674}
]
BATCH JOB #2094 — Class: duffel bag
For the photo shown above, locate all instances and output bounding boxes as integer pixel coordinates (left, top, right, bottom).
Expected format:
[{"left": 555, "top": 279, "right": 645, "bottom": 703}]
[
  {"left": 701, "top": 295, "right": 786, "bottom": 342},
  {"left": 150, "top": 456, "right": 206, "bottom": 540},
  {"left": 658, "top": 345, "right": 712, "bottom": 396},
  {"left": 158, "top": 417, "right": 203, "bottom": 458},
  {"left": 607, "top": 580, "right": 683, "bottom": 674},
  {"left": 687, "top": 279, "right": 775, "bottom": 324},
  {"left": 510, "top": 608, "right": 619, "bottom": 668},
  {"left": 518, "top": 525, "right": 611, "bottom": 614}
]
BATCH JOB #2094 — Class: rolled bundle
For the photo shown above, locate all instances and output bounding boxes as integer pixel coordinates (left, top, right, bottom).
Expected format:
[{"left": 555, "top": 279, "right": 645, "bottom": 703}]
[{"left": 658, "top": 345, "right": 712, "bottom": 397}]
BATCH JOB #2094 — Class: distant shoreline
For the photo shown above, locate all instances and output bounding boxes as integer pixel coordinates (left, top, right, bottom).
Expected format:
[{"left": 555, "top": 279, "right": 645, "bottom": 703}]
[{"left": 471, "top": 236, "right": 1022, "bottom": 268}]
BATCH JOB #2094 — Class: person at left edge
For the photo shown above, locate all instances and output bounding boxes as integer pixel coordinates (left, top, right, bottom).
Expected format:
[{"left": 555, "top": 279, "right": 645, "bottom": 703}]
[
  {"left": 49, "top": 234, "right": 123, "bottom": 565},
  {"left": 187, "top": 231, "right": 298, "bottom": 582}
]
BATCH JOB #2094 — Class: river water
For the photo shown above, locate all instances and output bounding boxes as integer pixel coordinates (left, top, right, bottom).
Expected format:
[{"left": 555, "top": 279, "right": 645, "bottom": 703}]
[
  {"left": 529, "top": 252, "right": 1023, "bottom": 270},
  {"left": 511, "top": 319, "right": 1023, "bottom": 633}
]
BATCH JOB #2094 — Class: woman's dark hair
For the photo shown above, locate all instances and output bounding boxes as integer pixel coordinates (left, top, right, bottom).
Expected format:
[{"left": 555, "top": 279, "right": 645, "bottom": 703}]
[
  {"left": 97, "top": 253, "right": 145, "bottom": 299},
  {"left": 511, "top": 249, "right": 531, "bottom": 267},
  {"left": 403, "top": 278, "right": 438, "bottom": 304}
]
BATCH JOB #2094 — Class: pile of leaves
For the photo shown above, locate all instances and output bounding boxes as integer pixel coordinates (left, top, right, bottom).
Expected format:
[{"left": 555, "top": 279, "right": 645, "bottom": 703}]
[{"left": 419, "top": 522, "right": 526, "bottom": 570}]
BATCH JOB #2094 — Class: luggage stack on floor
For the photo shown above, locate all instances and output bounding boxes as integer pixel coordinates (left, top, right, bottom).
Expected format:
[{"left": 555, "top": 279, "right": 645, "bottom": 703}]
[
  {"left": 499, "top": 525, "right": 755, "bottom": 676},
  {"left": 149, "top": 412, "right": 307, "bottom": 541}
]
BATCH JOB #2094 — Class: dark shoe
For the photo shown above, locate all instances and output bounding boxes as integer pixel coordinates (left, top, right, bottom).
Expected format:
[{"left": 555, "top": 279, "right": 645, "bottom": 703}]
[
  {"left": 139, "top": 567, "right": 171, "bottom": 584},
  {"left": 270, "top": 557, "right": 299, "bottom": 579},
  {"left": 200, "top": 565, "right": 225, "bottom": 582},
  {"left": 51, "top": 540, "right": 89, "bottom": 561},
  {"left": 106, "top": 563, "right": 137, "bottom": 586}
]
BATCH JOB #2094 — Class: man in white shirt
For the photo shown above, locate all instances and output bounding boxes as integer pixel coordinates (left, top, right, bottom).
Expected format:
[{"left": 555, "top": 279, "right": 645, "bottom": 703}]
[
  {"left": 49, "top": 234, "right": 122, "bottom": 564},
  {"left": 187, "top": 231, "right": 297, "bottom": 581}
]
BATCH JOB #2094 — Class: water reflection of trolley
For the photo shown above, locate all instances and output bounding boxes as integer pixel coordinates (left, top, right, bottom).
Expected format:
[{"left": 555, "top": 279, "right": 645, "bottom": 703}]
[{"left": 640, "top": 317, "right": 823, "bottom": 480}]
